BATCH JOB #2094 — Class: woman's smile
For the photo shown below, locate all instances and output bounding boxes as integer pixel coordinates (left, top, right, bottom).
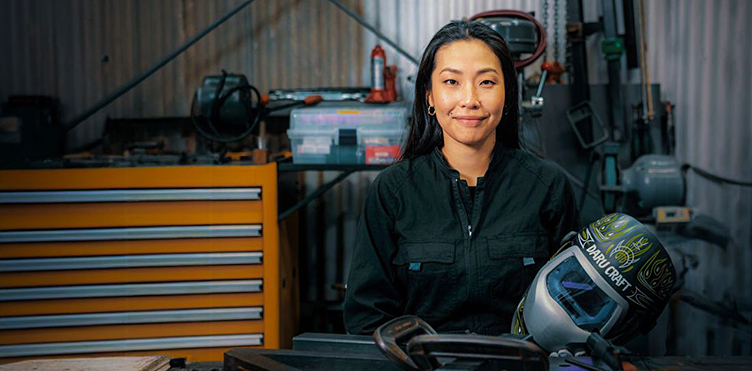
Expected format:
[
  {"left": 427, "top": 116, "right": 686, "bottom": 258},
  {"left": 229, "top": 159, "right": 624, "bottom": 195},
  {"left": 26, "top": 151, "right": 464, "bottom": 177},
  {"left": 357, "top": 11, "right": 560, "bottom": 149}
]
[{"left": 452, "top": 115, "right": 489, "bottom": 127}]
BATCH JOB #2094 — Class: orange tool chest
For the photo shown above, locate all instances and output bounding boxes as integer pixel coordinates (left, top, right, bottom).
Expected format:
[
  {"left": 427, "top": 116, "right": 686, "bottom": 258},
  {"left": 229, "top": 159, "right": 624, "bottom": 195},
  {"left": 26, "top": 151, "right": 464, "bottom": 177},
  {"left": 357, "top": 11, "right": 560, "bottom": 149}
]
[{"left": 0, "top": 163, "right": 293, "bottom": 362}]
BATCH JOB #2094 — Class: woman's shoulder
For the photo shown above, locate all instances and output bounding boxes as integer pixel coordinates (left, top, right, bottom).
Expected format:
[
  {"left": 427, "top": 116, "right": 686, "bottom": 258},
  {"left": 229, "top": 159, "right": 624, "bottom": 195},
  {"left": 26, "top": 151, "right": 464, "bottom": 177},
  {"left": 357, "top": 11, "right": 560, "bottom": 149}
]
[
  {"left": 370, "top": 154, "right": 432, "bottom": 197},
  {"left": 505, "top": 149, "right": 570, "bottom": 188}
]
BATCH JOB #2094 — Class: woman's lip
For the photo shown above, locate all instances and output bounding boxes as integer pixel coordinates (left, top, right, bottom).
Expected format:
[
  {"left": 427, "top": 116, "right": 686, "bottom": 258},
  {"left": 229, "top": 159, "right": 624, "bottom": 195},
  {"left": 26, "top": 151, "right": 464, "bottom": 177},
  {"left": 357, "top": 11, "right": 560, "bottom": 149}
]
[
  {"left": 453, "top": 116, "right": 488, "bottom": 125},
  {"left": 453, "top": 116, "right": 488, "bottom": 120}
]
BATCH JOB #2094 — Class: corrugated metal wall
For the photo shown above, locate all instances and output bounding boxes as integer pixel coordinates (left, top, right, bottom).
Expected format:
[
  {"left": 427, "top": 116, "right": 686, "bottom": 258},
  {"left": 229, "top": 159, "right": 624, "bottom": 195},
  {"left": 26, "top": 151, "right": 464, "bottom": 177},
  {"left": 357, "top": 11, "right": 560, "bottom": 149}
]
[
  {"left": 351, "top": 0, "right": 752, "bottom": 355},
  {"left": 577, "top": 0, "right": 752, "bottom": 354},
  {"left": 0, "top": 0, "right": 364, "bottom": 147},
  {"left": 642, "top": 0, "right": 752, "bottom": 356},
  {"left": 1, "top": 0, "right": 749, "bottom": 356},
  {"left": 588, "top": 0, "right": 752, "bottom": 356}
]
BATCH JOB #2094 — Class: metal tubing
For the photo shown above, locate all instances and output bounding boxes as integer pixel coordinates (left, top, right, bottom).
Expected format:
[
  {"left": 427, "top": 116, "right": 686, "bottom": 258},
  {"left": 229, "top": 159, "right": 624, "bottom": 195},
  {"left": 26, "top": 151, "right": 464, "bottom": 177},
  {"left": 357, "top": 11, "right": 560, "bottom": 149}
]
[
  {"left": 326, "top": 0, "right": 419, "bottom": 66},
  {"left": 279, "top": 170, "right": 354, "bottom": 221},
  {"left": 601, "top": 0, "right": 626, "bottom": 141},
  {"left": 567, "top": 0, "right": 592, "bottom": 106},
  {"left": 64, "top": 0, "right": 257, "bottom": 133}
]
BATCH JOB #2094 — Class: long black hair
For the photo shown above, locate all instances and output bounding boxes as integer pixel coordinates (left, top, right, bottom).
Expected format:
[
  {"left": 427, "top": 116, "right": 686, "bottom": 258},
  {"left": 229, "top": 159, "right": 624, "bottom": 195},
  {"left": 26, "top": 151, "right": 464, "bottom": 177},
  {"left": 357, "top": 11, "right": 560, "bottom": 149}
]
[{"left": 400, "top": 20, "right": 519, "bottom": 160}]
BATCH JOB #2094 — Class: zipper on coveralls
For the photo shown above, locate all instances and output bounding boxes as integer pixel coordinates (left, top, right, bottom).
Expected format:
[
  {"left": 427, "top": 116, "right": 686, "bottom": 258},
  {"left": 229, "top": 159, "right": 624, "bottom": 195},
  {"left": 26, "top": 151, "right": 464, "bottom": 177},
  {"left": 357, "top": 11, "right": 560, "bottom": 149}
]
[
  {"left": 452, "top": 178, "right": 472, "bottom": 240},
  {"left": 454, "top": 177, "right": 473, "bottom": 238}
]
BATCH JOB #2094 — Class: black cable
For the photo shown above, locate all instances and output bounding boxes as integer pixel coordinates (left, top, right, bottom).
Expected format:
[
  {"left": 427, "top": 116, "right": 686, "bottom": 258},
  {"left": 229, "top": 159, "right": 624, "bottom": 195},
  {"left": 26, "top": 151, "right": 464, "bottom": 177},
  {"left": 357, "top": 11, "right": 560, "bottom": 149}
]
[
  {"left": 191, "top": 72, "right": 263, "bottom": 144},
  {"left": 561, "top": 167, "right": 603, "bottom": 204},
  {"left": 639, "top": 354, "right": 653, "bottom": 371},
  {"left": 579, "top": 154, "right": 598, "bottom": 212},
  {"left": 682, "top": 164, "right": 752, "bottom": 187},
  {"left": 211, "top": 70, "right": 230, "bottom": 121}
]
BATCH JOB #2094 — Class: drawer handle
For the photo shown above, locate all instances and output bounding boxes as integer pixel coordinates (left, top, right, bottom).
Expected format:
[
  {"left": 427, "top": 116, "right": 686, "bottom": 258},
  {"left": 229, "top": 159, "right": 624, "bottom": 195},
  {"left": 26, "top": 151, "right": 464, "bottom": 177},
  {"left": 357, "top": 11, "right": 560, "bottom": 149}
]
[
  {"left": 0, "top": 224, "right": 262, "bottom": 243},
  {"left": 0, "top": 252, "right": 263, "bottom": 272},
  {"left": 0, "top": 279, "right": 263, "bottom": 301},
  {"left": 0, "top": 307, "right": 263, "bottom": 330},
  {"left": 0, "top": 188, "right": 261, "bottom": 204},
  {"left": 0, "top": 334, "right": 263, "bottom": 358}
]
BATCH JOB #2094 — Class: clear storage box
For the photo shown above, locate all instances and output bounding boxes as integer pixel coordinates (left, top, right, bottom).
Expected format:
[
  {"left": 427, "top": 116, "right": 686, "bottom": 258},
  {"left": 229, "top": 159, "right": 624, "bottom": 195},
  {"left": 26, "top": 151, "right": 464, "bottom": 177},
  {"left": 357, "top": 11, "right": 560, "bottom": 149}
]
[{"left": 287, "top": 106, "right": 407, "bottom": 164}]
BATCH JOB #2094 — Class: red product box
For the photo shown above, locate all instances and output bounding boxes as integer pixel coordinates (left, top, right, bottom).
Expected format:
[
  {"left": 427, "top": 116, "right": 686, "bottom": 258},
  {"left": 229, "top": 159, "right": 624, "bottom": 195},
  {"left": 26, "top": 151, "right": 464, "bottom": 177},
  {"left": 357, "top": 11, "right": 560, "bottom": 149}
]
[{"left": 366, "top": 145, "right": 400, "bottom": 164}]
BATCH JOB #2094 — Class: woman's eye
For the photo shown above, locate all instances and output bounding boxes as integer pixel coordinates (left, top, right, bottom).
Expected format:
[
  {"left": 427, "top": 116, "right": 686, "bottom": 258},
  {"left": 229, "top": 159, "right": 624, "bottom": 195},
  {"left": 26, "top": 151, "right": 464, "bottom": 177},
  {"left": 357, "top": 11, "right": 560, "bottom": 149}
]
[
  {"left": 444, "top": 79, "right": 458, "bottom": 85},
  {"left": 480, "top": 80, "right": 497, "bottom": 86}
]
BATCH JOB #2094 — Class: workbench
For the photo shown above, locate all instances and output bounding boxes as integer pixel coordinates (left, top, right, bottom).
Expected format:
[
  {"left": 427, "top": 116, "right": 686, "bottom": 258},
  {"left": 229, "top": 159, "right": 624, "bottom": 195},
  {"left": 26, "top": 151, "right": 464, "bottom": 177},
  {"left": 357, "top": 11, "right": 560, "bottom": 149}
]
[{"left": 223, "top": 333, "right": 752, "bottom": 371}]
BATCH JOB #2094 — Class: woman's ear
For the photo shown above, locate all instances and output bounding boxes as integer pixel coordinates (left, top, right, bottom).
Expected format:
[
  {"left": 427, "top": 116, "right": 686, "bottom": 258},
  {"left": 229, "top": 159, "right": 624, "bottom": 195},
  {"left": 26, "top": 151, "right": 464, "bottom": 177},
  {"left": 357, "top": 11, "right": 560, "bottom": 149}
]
[{"left": 426, "top": 90, "right": 434, "bottom": 107}]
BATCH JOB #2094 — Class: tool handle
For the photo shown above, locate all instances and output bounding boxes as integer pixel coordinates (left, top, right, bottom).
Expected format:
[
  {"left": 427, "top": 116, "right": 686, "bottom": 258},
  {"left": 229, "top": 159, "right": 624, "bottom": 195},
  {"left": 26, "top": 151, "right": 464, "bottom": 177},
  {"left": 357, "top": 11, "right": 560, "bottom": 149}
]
[
  {"left": 303, "top": 95, "right": 324, "bottom": 105},
  {"left": 374, "top": 315, "right": 437, "bottom": 371}
]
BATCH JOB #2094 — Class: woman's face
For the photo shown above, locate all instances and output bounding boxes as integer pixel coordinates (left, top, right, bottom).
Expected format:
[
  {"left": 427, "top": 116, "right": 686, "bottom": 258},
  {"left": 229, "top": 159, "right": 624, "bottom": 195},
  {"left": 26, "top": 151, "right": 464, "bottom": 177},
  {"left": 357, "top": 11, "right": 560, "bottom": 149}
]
[{"left": 427, "top": 39, "right": 506, "bottom": 150}]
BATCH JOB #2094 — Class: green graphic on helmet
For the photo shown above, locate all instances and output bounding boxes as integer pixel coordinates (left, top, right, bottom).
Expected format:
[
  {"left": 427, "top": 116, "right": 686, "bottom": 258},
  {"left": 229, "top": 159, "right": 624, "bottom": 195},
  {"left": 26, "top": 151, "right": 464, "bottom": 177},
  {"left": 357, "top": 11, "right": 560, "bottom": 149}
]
[{"left": 510, "top": 213, "right": 676, "bottom": 352}]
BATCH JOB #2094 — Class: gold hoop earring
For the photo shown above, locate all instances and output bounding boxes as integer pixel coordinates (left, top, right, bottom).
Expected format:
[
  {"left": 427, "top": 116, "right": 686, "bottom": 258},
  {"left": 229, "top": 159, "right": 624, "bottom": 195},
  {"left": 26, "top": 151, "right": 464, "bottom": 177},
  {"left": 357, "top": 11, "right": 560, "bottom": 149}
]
[{"left": 428, "top": 106, "right": 436, "bottom": 116}]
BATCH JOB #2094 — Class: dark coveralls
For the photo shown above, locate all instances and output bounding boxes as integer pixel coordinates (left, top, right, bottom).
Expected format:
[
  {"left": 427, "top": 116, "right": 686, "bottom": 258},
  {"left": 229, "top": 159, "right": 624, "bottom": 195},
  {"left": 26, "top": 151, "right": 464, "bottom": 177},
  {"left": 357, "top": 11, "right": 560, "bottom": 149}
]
[{"left": 343, "top": 145, "right": 580, "bottom": 335}]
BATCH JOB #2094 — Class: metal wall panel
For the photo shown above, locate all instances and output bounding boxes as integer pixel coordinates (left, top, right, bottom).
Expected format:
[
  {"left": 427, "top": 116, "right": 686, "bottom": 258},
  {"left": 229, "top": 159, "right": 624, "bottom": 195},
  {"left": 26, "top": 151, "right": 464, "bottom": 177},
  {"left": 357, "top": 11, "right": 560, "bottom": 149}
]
[
  {"left": 639, "top": 0, "right": 752, "bottom": 357},
  {"left": 0, "top": 0, "right": 364, "bottom": 149},
  {"left": 579, "top": 0, "right": 752, "bottom": 351}
]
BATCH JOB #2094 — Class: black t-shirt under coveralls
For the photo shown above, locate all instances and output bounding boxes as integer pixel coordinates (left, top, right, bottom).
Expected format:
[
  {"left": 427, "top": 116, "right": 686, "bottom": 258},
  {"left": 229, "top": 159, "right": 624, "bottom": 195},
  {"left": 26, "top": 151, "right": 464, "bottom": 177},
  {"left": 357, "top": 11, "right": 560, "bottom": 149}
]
[{"left": 343, "top": 145, "right": 580, "bottom": 335}]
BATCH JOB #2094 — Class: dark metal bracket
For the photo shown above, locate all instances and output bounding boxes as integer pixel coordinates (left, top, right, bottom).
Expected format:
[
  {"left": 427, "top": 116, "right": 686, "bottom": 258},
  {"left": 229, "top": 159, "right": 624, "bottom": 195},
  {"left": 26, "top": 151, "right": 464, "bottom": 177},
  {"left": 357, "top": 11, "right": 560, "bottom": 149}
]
[{"left": 277, "top": 164, "right": 389, "bottom": 221}]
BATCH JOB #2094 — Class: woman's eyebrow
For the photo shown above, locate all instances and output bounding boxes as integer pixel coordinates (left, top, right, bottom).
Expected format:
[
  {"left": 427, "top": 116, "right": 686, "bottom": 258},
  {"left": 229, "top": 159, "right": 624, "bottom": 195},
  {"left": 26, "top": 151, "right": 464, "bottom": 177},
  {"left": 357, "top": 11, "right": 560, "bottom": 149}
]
[
  {"left": 439, "top": 67, "right": 462, "bottom": 74},
  {"left": 439, "top": 67, "right": 499, "bottom": 75},
  {"left": 476, "top": 68, "right": 499, "bottom": 75}
]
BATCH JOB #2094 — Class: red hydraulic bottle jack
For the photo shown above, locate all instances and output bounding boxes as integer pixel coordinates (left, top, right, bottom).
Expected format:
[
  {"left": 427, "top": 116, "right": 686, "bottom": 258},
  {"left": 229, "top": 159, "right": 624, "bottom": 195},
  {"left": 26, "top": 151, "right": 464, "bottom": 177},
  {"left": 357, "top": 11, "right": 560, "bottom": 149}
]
[{"left": 366, "top": 44, "right": 397, "bottom": 103}]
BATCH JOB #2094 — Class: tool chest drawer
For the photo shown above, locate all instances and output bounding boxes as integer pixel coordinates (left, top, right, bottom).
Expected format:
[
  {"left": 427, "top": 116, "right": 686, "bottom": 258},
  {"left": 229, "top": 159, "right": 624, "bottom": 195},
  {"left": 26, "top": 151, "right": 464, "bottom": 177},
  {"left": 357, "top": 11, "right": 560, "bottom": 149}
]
[{"left": 0, "top": 164, "right": 284, "bottom": 362}]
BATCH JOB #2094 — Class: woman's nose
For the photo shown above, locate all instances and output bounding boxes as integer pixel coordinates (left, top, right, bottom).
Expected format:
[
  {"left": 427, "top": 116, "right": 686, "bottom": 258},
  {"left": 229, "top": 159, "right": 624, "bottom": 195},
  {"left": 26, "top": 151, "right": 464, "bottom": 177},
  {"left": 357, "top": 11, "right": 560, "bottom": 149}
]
[{"left": 460, "top": 84, "right": 480, "bottom": 108}]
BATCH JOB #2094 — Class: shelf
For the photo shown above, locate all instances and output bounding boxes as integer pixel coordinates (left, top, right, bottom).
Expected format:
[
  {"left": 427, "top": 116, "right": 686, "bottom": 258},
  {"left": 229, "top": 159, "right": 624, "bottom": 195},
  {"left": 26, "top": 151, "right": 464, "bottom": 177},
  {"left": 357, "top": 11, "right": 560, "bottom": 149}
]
[{"left": 278, "top": 163, "right": 390, "bottom": 172}]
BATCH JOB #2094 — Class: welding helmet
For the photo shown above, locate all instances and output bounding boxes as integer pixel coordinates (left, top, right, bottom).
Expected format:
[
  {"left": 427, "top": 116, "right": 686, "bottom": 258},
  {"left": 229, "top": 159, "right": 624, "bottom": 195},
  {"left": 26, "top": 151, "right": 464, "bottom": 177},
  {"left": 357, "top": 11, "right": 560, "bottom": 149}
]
[{"left": 511, "top": 213, "right": 676, "bottom": 352}]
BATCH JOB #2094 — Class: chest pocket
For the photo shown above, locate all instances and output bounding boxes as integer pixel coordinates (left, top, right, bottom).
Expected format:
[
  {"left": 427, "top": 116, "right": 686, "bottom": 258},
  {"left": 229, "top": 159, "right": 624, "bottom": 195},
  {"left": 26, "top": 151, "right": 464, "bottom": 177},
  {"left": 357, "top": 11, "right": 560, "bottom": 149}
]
[
  {"left": 486, "top": 233, "right": 549, "bottom": 259},
  {"left": 392, "top": 242, "right": 458, "bottom": 321},
  {"left": 484, "top": 233, "right": 549, "bottom": 313}
]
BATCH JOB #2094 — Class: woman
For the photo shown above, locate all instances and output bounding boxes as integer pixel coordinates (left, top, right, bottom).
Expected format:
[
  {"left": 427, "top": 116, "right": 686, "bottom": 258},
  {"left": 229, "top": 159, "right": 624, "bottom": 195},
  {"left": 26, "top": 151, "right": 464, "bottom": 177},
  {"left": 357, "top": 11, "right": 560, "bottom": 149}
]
[{"left": 344, "top": 20, "right": 580, "bottom": 335}]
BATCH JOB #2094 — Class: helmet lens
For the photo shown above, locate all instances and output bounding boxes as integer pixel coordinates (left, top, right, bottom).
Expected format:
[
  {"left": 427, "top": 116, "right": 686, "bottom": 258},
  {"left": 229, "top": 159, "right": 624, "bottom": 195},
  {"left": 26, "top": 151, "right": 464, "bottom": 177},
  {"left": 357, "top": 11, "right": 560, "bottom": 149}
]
[{"left": 546, "top": 256, "right": 618, "bottom": 332}]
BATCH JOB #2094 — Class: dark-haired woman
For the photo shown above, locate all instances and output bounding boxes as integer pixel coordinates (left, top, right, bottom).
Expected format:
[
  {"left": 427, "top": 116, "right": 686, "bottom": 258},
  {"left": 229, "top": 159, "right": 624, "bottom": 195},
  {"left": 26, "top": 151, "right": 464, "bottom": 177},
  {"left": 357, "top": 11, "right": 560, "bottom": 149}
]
[{"left": 344, "top": 21, "right": 580, "bottom": 335}]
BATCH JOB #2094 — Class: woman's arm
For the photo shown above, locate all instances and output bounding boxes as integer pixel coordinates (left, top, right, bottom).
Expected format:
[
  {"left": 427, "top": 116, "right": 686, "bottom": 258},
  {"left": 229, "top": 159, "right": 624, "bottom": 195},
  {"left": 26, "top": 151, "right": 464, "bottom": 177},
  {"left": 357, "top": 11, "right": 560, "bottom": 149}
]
[{"left": 343, "top": 177, "right": 404, "bottom": 335}]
